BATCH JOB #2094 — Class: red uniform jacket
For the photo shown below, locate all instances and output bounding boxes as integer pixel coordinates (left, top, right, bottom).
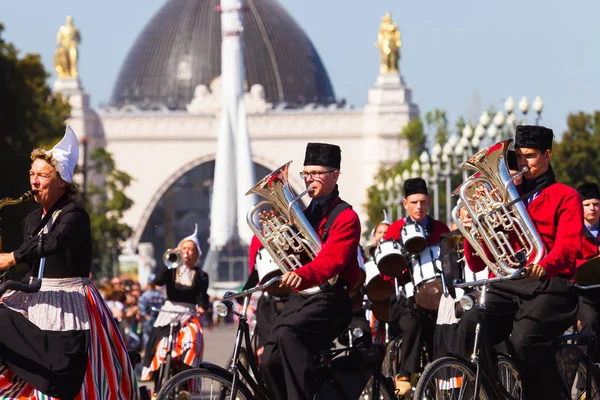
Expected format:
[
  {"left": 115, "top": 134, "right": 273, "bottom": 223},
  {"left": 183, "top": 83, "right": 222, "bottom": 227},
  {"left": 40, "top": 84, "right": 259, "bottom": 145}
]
[
  {"left": 577, "top": 227, "right": 599, "bottom": 267},
  {"left": 293, "top": 197, "right": 362, "bottom": 292},
  {"left": 248, "top": 235, "right": 263, "bottom": 275},
  {"left": 465, "top": 182, "right": 583, "bottom": 279},
  {"left": 382, "top": 216, "right": 450, "bottom": 282}
]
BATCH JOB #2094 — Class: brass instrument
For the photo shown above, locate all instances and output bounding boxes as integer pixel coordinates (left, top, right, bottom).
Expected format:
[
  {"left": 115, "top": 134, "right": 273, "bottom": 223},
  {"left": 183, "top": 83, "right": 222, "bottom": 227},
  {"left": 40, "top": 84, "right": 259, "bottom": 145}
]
[
  {"left": 163, "top": 248, "right": 183, "bottom": 269},
  {"left": 451, "top": 139, "right": 545, "bottom": 277},
  {"left": 0, "top": 190, "right": 38, "bottom": 251},
  {"left": 246, "top": 161, "right": 336, "bottom": 295}
]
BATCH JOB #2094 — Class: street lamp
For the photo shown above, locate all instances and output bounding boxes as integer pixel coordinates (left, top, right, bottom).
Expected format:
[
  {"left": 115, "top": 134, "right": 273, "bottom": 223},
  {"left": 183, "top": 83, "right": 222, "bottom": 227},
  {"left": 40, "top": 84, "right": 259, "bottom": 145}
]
[
  {"left": 532, "top": 96, "right": 544, "bottom": 125},
  {"left": 518, "top": 96, "right": 530, "bottom": 122}
]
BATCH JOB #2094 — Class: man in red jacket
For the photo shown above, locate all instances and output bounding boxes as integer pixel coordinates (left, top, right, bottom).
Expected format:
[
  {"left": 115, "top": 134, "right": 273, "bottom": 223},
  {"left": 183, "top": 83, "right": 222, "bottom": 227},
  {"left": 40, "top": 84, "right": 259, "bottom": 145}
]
[
  {"left": 383, "top": 177, "right": 450, "bottom": 395},
  {"left": 260, "top": 142, "right": 361, "bottom": 400},
  {"left": 575, "top": 183, "right": 600, "bottom": 363},
  {"left": 459, "top": 125, "right": 582, "bottom": 400}
]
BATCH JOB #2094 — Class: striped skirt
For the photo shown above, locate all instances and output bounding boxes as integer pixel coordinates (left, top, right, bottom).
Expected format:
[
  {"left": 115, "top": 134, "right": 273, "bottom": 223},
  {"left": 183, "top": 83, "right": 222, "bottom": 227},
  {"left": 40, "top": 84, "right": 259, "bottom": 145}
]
[
  {"left": 0, "top": 278, "right": 139, "bottom": 399},
  {"left": 141, "top": 305, "right": 204, "bottom": 382}
]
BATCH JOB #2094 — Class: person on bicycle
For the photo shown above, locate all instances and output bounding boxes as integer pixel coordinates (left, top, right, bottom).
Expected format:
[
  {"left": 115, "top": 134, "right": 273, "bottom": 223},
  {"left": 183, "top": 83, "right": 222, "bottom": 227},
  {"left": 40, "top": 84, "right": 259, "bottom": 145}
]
[
  {"left": 141, "top": 224, "right": 210, "bottom": 384},
  {"left": 260, "top": 142, "right": 361, "bottom": 400},
  {"left": 458, "top": 125, "right": 582, "bottom": 400},
  {"left": 382, "top": 177, "right": 450, "bottom": 395},
  {"left": 575, "top": 182, "right": 600, "bottom": 364},
  {"left": 0, "top": 126, "right": 139, "bottom": 399}
]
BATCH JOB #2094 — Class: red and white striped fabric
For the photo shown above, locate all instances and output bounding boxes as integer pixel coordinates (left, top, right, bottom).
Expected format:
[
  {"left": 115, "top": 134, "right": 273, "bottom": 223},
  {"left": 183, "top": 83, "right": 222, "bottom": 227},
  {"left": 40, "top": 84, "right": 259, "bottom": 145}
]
[
  {"left": 141, "top": 316, "right": 204, "bottom": 381},
  {"left": 0, "top": 282, "right": 139, "bottom": 399}
]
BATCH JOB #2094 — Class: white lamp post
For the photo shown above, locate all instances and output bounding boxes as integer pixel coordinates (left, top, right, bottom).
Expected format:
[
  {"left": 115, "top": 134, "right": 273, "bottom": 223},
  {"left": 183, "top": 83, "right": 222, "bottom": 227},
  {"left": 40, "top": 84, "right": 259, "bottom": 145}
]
[{"left": 532, "top": 96, "right": 544, "bottom": 125}]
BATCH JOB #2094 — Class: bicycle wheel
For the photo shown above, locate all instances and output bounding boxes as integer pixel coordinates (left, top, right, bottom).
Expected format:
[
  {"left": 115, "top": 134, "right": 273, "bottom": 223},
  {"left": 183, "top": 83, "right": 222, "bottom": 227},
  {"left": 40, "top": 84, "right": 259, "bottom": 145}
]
[
  {"left": 414, "top": 356, "right": 489, "bottom": 400},
  {"left": 360, "top": 371, "right": 395, "bottom": 400},
  {"left": 155, "top": 366, "right": 253, "bottom": 400},
  {"left": 566, "top": 361, "right": 600, "bottom": 400},
  {"left": 381, "top": 337, "right": 401, "bottom": 379},
  {"left": 497, "top": 355, "right": 522, "bottom": 399}
]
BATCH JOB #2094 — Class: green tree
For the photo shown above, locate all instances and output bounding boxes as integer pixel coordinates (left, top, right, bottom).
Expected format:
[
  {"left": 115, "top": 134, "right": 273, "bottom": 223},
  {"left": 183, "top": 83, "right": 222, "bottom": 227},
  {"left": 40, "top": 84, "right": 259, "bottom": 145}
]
[
  {"left": 0, "top": 22, "right": 70, "bottom": 252},
  {"left": 363, "top": 117, "right": 427, "bottom": 236},
  {"left": 86, "top": 148, "right": 134, "bottom": 278},
  {"left": 425, "top": 109, "right": 450, "bottom": 145},
  {"left": 553, "top": 111, "right": 600, "bottom": 188}
]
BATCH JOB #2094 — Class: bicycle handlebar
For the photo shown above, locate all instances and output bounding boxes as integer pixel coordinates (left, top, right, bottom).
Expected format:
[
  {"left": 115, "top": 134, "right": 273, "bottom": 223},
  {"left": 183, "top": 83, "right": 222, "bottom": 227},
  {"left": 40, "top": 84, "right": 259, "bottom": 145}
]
[
  {"left": 150, "top": 306, "right": 202, "bottom": 315},
  {"left": 575, "top": 283, "right": 600, "bottom": 290},
  {"left": 222, "top": 276, "right": 283, "bottom": 301},
  {"left": 0, "top": 277, "right": 42, "bottom": 298},
  {"left": 453, "top": 267, "right": 527, "bottom": 289}
]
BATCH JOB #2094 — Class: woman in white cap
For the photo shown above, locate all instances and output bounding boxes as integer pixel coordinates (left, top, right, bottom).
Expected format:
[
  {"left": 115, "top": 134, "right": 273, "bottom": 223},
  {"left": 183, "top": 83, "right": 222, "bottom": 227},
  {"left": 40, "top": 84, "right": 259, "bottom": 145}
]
[
  {"left": 0, "top": 126, "right": 139, "bottom": 399},
  {"left": 141, "top": 224, "right": 210, "bottom": 387}
]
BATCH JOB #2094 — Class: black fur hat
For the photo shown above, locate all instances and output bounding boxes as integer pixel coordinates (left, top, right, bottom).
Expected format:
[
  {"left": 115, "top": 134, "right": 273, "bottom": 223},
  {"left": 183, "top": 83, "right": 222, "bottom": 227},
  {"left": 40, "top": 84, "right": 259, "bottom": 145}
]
[
  {"left": 578, "top": 183, "right": 600, "bottom": 201},
  {"left": 514, "top": 125, "right": 554, "bottom": 152},
  {"left": 404, "top": 177, "right": 428, "bottom": 197},
  {"left": 303, "top": 143, "right": 341, "bottom": 169},
  {"left": 506, "top": 149, "right": 518, "bottom": 171}
]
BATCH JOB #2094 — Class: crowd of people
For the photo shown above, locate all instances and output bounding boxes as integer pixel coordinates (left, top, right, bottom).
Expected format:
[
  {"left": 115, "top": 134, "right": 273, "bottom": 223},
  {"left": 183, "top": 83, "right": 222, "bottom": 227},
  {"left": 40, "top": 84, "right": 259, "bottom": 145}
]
[{"left": 0, "top": 123, "right": 597, "bottom": 400}]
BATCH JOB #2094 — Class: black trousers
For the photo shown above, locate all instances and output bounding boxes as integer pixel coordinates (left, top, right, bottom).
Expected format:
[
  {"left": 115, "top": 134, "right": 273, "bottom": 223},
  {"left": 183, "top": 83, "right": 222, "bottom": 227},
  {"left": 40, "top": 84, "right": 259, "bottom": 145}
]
[
  {"left": 390, "top": 297, "right": 436, "bottom": 376},
  {"left": 577, "top": 288, "right": 600, "bottom": 362},
  {"left": 458, "top": 277, "right": 578, "bottom": 400},
  {"left": 260, "top": 289, "right": 352, "bottom": 400},
  {"left": 255, "top": 293, "right": 288, "bottom": 350}
]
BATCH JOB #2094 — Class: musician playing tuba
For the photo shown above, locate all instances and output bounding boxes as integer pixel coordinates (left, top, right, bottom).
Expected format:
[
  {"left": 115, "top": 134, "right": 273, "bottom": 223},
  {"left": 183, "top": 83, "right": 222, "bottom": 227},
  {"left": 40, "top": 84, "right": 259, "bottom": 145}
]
[
  {"left": 260, "top": 143, "right": 361, "bottom": 400},
  {"left": 457, "top": 125, "right": 582, "bottom": 400}
]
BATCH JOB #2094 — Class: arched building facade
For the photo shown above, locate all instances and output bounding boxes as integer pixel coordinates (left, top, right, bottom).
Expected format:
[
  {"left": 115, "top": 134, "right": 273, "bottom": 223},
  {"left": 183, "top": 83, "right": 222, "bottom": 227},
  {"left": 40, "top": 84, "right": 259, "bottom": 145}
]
[{"left": 55, "top": 0, "right": 419, "bottom": 282}]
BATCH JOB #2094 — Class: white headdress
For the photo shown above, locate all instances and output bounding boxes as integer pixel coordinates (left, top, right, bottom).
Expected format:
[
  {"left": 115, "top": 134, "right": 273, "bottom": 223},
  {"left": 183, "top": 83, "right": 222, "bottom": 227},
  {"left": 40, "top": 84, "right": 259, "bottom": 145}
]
[
  {"left": 381, "top": 209, "right": 392, "bottom": 225},
  {"left": 179, "top": 223, "right": 202, "bottom": 258},
  {"left": 49, "top": 125, "right": 79, "bottom": 183}
]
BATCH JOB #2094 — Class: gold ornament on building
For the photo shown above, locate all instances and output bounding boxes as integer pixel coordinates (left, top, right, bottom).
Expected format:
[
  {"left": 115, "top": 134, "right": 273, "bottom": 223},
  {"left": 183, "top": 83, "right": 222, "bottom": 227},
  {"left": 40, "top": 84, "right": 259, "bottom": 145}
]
[
  {"left": 375, "top": 12, "right": 401, "bottom": 74},
  {"left": 54, "top": 16, "right": 81, "bottom": 78}
]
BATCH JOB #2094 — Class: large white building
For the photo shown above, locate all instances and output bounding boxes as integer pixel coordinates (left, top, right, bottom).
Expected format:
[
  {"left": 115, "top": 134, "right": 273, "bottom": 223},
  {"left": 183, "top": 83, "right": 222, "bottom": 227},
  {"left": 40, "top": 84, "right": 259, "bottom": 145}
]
[{"left": 55, "top": 0, "right": 419, "bottom": 282}]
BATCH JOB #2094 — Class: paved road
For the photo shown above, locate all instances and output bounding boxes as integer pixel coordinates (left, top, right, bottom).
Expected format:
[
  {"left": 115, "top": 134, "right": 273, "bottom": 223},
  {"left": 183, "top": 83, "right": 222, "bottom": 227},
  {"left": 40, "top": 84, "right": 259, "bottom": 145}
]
[{"left": 202, "top": 323, "right": 238, "bottom": 367}]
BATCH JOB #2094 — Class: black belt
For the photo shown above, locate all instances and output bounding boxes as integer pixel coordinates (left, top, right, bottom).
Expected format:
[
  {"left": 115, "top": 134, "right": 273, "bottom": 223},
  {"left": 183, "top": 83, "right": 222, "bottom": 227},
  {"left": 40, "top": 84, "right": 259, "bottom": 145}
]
[{"left": 319, "top": 278, "right": 349, "bottom": 293}]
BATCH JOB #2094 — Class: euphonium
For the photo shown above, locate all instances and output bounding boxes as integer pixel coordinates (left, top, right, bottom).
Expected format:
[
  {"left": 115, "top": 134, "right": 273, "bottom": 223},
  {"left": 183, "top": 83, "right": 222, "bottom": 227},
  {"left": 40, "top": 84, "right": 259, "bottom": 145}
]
[
  {"left": 451, "top": 139, "right": 545, "bottom": 277},
  {"left": 246, "top": 161, "right": 336, "bottom": 295}
]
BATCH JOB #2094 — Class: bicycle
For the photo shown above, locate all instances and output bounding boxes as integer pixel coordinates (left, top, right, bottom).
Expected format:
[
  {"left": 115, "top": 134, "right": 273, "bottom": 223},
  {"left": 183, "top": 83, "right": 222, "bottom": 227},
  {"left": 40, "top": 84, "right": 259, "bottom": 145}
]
[
  {"left": 155, "top": 276, "right": 396, "bottom": 400},
  {"left": 149, "top": 305, "right": 204, "bottom": 394},
  {"left": 413, "top": 268, "right": 600, "bottom": 400}
]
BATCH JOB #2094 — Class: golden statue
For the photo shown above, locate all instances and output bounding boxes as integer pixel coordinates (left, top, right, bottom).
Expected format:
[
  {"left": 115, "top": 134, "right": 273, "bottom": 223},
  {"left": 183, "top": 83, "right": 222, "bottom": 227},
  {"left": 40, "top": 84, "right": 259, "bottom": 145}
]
[
  {"left": 375, "top": 12, "right": 401, "bottom": 74},
  {"left": 54, "top": 16, "right": 81, "bottom": 78}
]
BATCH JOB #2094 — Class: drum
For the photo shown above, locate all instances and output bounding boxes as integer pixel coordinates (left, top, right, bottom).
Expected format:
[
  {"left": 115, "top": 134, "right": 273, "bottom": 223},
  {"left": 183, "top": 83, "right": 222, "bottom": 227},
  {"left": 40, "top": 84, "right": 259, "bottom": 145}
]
[
  {"left": 364, "top": 260, "right": 394, "bottom": 301},
  {"left": 410, "top": 245, "right": 443, "bottom": 310},
  {"left": 255, "top": 248, "right": 290, "bottom": 295},
  {"left": 401, "top": 222, "right": 427, "bottom": 254},
  {"left": 371, "top": 299, "right": 391, "bottom": 322},
  {"left": 374, "top": 239, "right": 408, "bottom": 276}
]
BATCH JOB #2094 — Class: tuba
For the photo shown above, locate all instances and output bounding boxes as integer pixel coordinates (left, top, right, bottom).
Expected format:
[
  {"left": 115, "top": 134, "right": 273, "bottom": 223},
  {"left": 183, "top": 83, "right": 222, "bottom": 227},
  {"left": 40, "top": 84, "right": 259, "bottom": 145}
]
[
  {"left": 246, "top": 161, "right": 336, "bottom": 295},
  {"left": 451, "top": 139, "right": 545, "bottom": 277}
]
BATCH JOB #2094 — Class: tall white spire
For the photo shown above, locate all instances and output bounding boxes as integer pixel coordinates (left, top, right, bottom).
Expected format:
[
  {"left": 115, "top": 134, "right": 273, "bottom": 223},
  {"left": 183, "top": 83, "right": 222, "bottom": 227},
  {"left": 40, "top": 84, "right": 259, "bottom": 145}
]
[{"left": 208, "top": 0, "right": 256, "bottom": 249}]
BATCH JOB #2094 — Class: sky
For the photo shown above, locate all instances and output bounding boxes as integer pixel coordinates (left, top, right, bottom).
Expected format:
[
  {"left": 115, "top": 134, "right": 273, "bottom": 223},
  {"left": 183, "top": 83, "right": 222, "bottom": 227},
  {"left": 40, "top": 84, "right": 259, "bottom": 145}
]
[{"left": 1, "top": 0, "right": 599, "bottom": 141}]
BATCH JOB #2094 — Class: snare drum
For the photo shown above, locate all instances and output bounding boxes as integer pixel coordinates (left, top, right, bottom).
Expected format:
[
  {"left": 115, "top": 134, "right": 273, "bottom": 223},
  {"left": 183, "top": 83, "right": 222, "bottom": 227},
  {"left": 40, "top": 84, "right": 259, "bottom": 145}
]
[
  {"left": 401, "top": 222, "right": 427, "bottom": 254},
  {"left": 255, "top": 248, "right": 290, "bottom": 295},
  {"left": 409, "top": 245, "right": 443, "bottom": 310},
  {"left": 374, "top": 239, "right": 408, "bottom": 276},
  {"left": 364, "top": 260, "right": 394, "bottom": 301}
]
